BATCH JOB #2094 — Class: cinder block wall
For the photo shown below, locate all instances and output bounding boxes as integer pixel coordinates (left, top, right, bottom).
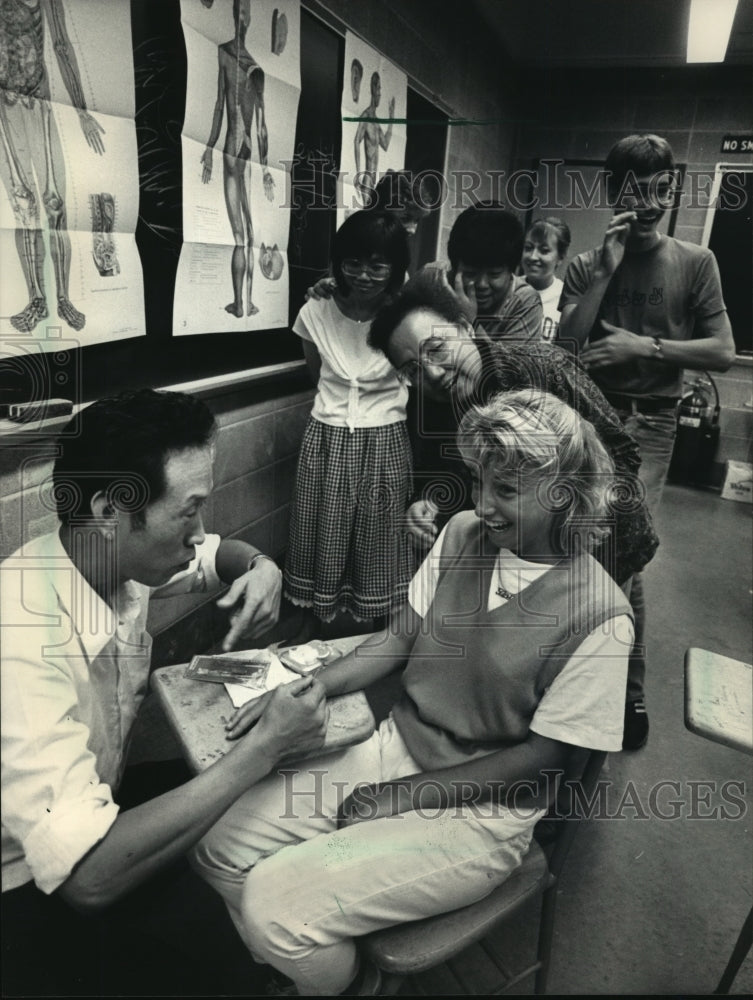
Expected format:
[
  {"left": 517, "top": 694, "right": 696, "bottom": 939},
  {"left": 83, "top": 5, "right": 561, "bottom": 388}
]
[
  {"left": 713, "top": 361, "right": 753, "bottom": 468},
  {"left": 512, "top": 65, "right": 753, "bottom": 242},
  {"left": 512, "top": 64, "right": 753, "bottom": 477},
  {"left": 148, "top": 373, "right": 314, "bottom": 666},
  {"left": 0, "top": 370, "right": 315, "bottom": 669}
]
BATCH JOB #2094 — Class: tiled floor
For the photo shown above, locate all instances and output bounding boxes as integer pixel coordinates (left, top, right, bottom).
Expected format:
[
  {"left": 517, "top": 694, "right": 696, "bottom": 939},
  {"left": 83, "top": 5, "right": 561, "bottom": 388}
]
[{"left": 129, "top": 482, "right": 752, "bottom": 996}]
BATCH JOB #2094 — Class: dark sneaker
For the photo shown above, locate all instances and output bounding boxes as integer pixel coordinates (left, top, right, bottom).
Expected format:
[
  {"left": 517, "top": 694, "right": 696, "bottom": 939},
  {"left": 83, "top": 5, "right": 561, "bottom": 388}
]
[{"left": 623, "top": 699, "right": 649, "bottom": 750}]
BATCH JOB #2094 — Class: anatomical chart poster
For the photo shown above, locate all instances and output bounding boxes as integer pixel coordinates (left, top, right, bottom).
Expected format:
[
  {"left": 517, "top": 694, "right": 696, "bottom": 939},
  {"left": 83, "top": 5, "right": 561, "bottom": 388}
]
[
  {"left": 338, "top": 32, "right": 406, "bottom": 228},
  {"left": 175, "top": 0, "right": 300, "bottom": 335},
  {"left": 0, "top": 0, "right": 145, "bottom": 355}
]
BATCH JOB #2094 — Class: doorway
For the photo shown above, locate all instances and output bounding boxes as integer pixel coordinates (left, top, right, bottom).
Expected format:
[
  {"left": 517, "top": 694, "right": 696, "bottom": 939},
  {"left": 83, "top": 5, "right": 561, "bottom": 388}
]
[{"left": 703, "top": 165, "right": 753, "bottom": 357}]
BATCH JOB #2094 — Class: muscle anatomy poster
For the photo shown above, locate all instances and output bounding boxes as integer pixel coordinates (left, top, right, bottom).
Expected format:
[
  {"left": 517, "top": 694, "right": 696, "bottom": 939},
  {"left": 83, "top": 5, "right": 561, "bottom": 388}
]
[
  {"left": 0, "top": 0, "right": 145, "bottom": 355},
  {"left": 175, "top": 0, "right": 300, "bottom": 335},
  {"left": 338, "top": 32, "right": 406, "bottom": 227}
]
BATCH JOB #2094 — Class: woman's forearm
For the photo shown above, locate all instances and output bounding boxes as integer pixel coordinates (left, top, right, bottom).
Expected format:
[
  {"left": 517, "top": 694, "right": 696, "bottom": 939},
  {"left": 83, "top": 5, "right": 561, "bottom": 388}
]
[
  {"left": 393, "top": 733, "right": 573, "bottom": 812},
  {"left": 320, "top": 606, "right": 418, "bottom": 697}
]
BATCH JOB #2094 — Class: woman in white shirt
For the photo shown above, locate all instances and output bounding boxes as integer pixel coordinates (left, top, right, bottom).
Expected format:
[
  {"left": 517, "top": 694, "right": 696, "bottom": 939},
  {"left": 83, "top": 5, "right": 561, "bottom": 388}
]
[
  {"left": 521, "top": 217, "right": 571, "bottom": 342},
  {"left": 193, "top": 391, "right": 632, "bottom": 996},
  {"left": 285, "top": 210, "right": 412, "bottom": 629}
]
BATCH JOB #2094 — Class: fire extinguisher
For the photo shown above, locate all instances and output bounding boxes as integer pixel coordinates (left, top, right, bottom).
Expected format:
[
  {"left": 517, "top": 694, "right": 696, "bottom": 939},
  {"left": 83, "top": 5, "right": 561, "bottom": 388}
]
[{"left": 668, "top": 373, "right": 721, "bottom": 486}]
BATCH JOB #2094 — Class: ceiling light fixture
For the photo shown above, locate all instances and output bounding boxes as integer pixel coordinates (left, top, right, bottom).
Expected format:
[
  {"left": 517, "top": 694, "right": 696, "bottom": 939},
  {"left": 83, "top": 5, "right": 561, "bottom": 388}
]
[{"left": 687, "top": 0, "right": 739, "bottom": 63}]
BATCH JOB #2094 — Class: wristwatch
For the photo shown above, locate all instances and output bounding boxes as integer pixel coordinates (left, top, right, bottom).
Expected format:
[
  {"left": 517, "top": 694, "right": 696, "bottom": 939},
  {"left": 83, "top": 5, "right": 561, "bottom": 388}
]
[{"left": 650, "top": 336, "right": 664, "bottom": 359}]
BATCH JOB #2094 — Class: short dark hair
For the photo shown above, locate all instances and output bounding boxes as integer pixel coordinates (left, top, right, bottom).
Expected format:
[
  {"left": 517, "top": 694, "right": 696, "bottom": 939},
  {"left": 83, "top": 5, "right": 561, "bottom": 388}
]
[
  {"left": 367, "top": 268, "right": 466, "bottom": 360},
  {"left": 52, "top": 389, "right": 217, "bottom": 524},
  {"left": 604, "top": 134, "right": 676, "bottom": 196},
  {"left": 525, "top": 217, "right": 572, "bottom": 260},
  {"left": 447, "top": 201, "right": 524, "bottom": 272},
  {"left": 331, "top": 210, "right": 409, "bottom": 296},
  {"left": 368, "top": 170, "right": 430, "bottom": 218}
]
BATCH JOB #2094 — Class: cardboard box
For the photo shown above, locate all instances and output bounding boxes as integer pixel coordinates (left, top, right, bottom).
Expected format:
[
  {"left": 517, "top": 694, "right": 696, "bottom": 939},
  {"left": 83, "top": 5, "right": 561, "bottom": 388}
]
[{"left": 720, "top": 460, "right": 753, "bottom": 503}]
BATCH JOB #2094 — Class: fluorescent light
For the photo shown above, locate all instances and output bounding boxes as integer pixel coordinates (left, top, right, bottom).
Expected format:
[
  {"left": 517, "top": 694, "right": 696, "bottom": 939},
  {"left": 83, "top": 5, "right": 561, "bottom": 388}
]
[{"left": 687, "top": 0, "right": 739, "bottom": 62}]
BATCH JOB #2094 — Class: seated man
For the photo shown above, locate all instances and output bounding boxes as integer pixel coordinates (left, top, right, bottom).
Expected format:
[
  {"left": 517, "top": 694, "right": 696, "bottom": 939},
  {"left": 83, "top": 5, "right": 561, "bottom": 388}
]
[
  {"left": 368, "top": 268, "right": 659, "bottom": 590},
  {"left": 1, "top": 389, "right": 327, "bottom": 996}
]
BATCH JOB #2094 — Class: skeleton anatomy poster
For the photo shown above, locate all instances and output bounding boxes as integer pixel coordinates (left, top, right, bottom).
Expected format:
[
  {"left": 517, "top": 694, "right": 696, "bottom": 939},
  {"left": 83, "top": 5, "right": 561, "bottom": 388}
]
[
  {"left": 0, "top": 0, "right": 145, "bottom": 353},
  {"left": 175, "top": 0, "right": 300, "bottom": 336},
  {"left": 338, "top": 32, "right": 406, "bottom": 227}
]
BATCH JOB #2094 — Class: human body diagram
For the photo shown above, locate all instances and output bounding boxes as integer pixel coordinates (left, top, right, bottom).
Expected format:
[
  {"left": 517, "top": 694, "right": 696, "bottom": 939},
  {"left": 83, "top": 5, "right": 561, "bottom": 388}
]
[
  {"left": 0, "top": 0, "right": 105, "bottom": 333},
  {"left": 199, "top": 0, "right": 274, "bottom": 319},
  {"left": 353, "top": 71, "right": 394, "bottom": 206}
]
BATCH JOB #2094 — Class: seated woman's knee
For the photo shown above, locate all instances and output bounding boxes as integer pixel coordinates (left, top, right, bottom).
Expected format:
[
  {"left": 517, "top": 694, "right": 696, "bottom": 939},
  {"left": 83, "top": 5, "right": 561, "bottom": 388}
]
[{"left": 242, "top": 862, "right": 300, "bottom": 954}]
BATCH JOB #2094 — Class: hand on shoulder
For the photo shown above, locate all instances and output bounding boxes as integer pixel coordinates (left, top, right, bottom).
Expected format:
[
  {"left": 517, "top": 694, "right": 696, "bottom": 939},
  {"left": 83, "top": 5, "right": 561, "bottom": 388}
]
[{"left": 305, "top": 277, "right": 337, "bottom": 302}]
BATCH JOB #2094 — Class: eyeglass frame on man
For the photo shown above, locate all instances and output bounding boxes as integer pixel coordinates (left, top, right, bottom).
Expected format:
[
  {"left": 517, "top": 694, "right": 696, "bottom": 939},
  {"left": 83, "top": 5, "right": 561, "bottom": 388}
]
[{"left": 608, "top": 170, "right": 679, "bottom": 211}]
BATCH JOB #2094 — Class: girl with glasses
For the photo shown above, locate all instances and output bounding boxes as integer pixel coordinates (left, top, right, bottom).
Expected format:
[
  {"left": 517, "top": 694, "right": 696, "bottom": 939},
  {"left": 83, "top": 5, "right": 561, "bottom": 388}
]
[{"left": 284, "top": 210, "right": 413, "bottom": 634}]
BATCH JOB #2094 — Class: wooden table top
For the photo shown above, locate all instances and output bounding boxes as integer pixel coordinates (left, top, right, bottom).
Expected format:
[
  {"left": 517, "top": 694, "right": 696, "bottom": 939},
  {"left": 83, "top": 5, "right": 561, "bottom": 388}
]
[{"left": 151, "top": 634, "right": 376, "bottom": 774}]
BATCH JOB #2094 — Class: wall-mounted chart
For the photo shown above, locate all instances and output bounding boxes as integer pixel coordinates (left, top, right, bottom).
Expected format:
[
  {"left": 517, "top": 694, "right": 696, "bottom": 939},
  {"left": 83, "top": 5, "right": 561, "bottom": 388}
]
[{"left": 174, "top": 0, "right": 301, "bottom": 335}]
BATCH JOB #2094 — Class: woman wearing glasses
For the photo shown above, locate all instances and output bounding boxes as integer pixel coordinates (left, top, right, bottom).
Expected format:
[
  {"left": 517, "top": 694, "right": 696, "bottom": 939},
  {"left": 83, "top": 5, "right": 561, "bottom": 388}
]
[
  {"left": 284, "top": 210, "right": 412, "bottom": 633},
  {"left": 365, "top": 266, "right": 659, "bottom": 591}
]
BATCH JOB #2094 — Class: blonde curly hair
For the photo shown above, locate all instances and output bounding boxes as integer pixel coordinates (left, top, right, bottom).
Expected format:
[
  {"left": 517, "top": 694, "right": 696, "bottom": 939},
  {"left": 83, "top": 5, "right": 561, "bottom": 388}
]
[{"left": 458, "top": 389, "right": 616, "bottom": 554}]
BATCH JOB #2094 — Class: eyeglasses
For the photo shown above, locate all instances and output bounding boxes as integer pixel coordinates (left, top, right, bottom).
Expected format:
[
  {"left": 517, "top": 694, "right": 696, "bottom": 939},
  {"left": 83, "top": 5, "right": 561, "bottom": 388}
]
[
  {"left": 396, "top": 339, "right": 455, "bottom": 385},
  {"left": 613, "top": 181, "right": 676, "bottom": 208},
  {"left": 341, "top": 258, "right": 392, "bottom": 279}
]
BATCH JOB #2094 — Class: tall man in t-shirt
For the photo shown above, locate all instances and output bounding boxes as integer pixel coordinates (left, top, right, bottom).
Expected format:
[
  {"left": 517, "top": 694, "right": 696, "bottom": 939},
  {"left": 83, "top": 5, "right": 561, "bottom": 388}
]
[{"left": 559, "top": 134, "right": 735, "bottom": 749}]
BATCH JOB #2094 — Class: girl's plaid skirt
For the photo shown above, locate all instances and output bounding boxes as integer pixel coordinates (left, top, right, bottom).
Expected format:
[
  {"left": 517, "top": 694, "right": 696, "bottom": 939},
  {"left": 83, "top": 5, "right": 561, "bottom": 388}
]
[{"left": 284, "top": 417, "right": 414, "bottom": 622}]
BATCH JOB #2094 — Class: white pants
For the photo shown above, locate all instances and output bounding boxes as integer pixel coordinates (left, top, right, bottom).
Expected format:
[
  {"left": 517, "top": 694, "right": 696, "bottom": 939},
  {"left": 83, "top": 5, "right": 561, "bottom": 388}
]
[{"left": 191, "top": 717, "right": 543, "bottom": 995}]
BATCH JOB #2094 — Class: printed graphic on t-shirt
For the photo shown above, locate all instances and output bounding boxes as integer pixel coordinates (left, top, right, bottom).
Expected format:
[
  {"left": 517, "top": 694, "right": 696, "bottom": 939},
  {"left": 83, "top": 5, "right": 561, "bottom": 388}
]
[
  {"left": 542, "top": 316, "right": 558, "bottom": 341},
  {"left": 605, "top": 286, "right": 664, "bottom": 309}
]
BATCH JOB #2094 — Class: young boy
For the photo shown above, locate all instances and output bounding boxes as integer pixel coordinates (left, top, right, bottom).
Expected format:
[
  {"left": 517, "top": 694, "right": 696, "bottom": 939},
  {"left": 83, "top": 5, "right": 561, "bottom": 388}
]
[{"left": 558, "top": 134, "right": 735, "bottom": 748}]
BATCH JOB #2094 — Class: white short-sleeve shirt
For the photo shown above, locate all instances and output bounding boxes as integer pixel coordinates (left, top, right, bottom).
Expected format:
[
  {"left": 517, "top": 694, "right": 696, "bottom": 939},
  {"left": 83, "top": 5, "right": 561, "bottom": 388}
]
[
  {"left": 1, "top": 530, "right": 222, "bottom": 894},
  {"left": 293, "top": 297, "right": 407, "bottom": 431}
]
